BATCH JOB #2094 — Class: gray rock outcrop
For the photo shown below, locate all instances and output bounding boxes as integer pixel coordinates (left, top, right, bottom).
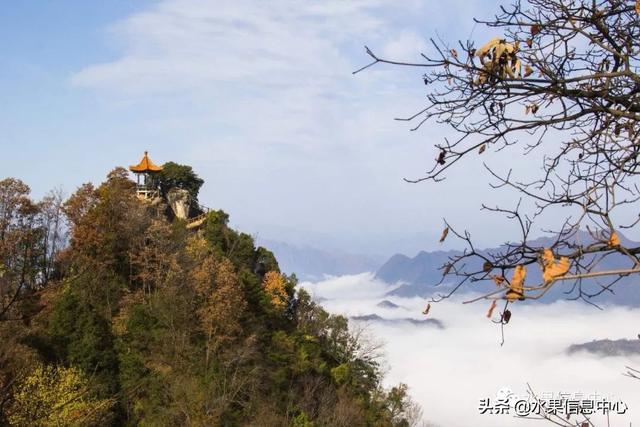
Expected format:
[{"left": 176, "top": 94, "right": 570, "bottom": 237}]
[{"left": 166, "top": 188, "right": 190, "bottom": 219}]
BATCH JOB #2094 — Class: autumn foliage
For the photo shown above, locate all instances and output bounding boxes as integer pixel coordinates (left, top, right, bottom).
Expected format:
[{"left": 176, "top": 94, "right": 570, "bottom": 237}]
[
  {"left": 0, "top": 170, "right": 420, "bottom": 426},
  {"left": 262, "top": 270, "right": 289, "bottom": 311}
]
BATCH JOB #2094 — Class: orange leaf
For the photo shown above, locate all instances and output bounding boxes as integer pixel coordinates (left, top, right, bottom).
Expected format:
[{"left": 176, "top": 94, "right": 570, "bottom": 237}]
[
  {"left": 506, "top": 265, "right": 526, "bottom": 301},
  {"left": 479, "top": 144, "right": 486, "bottom": 154},
  {"left": 541, "top": 248, "right": 555, "bottom": 268},
  {"left": 526, "top": 38, "right": 533, "bottom": 48},
  {"left": 608, "top": 231, "right": 620, "bottom": 247},
  {"left": 543, "top": 256, "right": 570, "bottom": 284},
  {"left": 636, "top": 0, "right": 640, "bottom": 14},
  {"left": 541, "top": 248, "right": 557, "bottom": 284},
  {"left": 492, "top": 275, "right": 505, "bottom": 286}
]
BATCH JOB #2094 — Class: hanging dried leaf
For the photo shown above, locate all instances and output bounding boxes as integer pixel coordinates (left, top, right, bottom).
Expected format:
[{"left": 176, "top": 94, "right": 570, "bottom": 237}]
[
  {"left": 422, "top": 303, "right": 431, "bottom": 316},
  {"left": 531, "top": 24, "right": 541, "bottom": 37},
  {"left": 486, "top": 300, "right": 497, "bottom": 318},
  {"left": 523, "top": 64, "right": 534, "bottom": 77},
  {"left": 608, "top": 231, "right": 620, "bottom": 247},
  {"left": 506, "top": 265, "right": 526, "bottom": 301},
  {"left": 492, "top": 275, "right": 505, "bottom": 286},
  {"left": 542, "top": 252, "right": 570, "bottom": 284},
  {"left": 526, "top": 38, "right": 533, "bottom": 48},
  {"left": 439, "top": 226, "right": 449, "bottom": 243},
  {"left": 479, "top": 144, "right": 486, "bottom": 154},
  {"left": 541, "top": 248, "right": 566, "bottom": 283},
  {"left": 541, "top": 248, "right": 555, "bottom": 268},
  {"left": 635, "top": 0, "right": 639, "bottom": 14},
  {"left": 502, "top": 309, "right": 512, "bottom": 324},
  {"left": 436, "top": 149, "right": 446, "bottom": 165},
  {"left": 443, "top": 263, "right": 452, "bottom": 275},
  {"left": 531, "top": 104, "right": 539, "bottom": 114},
  {"left": 482, "top": 261, "right": 492, "bottom": 272},
  {"left": 450, "top": 48, "right": 458, "bottom": 58}
]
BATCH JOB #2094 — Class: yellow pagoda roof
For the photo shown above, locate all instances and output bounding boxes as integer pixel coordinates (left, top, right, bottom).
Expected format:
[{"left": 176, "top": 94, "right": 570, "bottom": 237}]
[{"left": 129, "top": 151, "right": 163, "bottom": 173}]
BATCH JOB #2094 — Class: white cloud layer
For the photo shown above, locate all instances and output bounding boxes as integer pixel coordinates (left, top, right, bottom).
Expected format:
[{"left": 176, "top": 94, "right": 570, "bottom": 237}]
[{"left": 301, "top": 273, "right": 640, "bottom": 427}]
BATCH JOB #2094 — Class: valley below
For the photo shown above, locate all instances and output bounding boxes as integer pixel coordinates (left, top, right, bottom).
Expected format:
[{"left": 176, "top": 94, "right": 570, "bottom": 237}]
[{"left": 300, "top": 273, "right": 640, "bottom": 427}]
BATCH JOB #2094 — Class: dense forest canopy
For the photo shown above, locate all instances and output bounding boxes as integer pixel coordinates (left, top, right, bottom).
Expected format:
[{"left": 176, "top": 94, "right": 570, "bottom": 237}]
[
  {"left": 0, "top": 167, "right": 420, "bottom": 426},
  {"left": 153, "top": 161, "right": 205, "bottom": 202}
]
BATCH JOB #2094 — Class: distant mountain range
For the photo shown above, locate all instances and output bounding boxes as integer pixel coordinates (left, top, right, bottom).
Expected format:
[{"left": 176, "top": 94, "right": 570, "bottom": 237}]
[
  {"left": 375, "top": 231, "right": 640, "bottom": 305},
  {"left": 567, "top": 339, "right": 640, "bottom": 357},
  {"left": 350, "top": 313, "right": 444, "bottom": 329},
  {"left": 260, "top": 239, "right": 383, "bottom": 281}
]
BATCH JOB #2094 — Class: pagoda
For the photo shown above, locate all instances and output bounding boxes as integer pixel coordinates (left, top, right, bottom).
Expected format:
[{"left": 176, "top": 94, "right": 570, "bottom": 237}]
[{"left": 129, "top": 151, "right": 163, "bottom": 199}]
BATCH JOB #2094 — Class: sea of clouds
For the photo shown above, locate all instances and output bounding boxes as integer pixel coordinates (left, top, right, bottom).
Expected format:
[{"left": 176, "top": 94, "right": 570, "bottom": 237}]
[{"left": 300, "top": 273, "right": 640, "bottom": 427}]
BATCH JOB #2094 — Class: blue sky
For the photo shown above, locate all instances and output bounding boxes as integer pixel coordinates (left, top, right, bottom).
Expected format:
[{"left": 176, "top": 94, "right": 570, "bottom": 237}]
[{"left": 1, "top": 0, "right": 576, "bottom": 256}]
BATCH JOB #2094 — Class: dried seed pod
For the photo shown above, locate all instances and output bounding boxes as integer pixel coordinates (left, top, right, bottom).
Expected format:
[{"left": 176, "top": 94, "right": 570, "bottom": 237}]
[
  {"left": 422, "top": 303, "right": 431, "bottom": 316},
  {"left": 502, "top": 309, "right": 512, "bottom": 324},
  {"left": 531, "top": 24, "right": 541, "bottom": 37},
  {"left": 439, "top": 226, "right": 449, "bottom": 243},
  {"left": 443, "top": 263, "right": 452, "bottom": 275}
]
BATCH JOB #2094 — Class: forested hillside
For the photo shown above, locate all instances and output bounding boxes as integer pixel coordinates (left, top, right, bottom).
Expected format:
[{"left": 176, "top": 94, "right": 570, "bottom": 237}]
[{"left": 0, "top": 167, "right": 420, "bottom": 426}]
